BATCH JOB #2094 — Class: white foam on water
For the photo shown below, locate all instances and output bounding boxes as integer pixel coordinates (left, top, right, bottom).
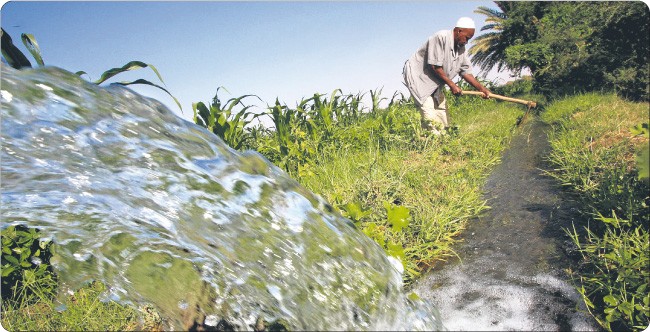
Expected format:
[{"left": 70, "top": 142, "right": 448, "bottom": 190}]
[{"left": 412, "top": 255, "right": 599, "bottom": 331}]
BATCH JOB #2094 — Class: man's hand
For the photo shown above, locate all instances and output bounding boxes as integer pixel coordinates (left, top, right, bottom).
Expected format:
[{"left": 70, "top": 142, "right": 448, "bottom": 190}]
[
  {"left": 450, "top": 84, "right": 462, "bottom": 96},
  {"left": 461, "top": 73, "right": 491, "bottom": 99},
  {"left": 479, "top": 87, "right": 491, "bottom": 99}
]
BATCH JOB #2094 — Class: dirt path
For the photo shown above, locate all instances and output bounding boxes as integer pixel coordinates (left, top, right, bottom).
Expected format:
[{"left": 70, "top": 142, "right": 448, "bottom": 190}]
[{"left": 412, "top": 117, "right": 601, "bottom": 331}]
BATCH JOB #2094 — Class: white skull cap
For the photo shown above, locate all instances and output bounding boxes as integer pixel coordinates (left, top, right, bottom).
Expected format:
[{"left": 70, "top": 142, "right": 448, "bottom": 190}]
[{"left": 455, "top": 17, "right": 476, "bottom": 29}]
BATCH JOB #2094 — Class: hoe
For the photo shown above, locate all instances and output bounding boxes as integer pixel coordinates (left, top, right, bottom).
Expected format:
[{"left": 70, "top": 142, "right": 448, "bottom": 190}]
[{"left": 461, "top": 90, "right": 537, "bottom": 125}]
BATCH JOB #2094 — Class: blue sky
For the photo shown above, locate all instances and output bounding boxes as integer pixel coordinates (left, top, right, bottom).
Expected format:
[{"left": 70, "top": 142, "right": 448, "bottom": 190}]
[{"left": 1, "top": 1, "right": 514, "bottom": 123}]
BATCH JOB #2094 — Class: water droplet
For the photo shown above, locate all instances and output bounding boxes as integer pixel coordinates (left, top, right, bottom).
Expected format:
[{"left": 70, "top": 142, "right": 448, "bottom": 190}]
[
  {"left": 1, "top": 90, "right": 13, "bottom": 102},
  {"left": 36, "top": 83, "right": 53, "bottom": 91},
  {"left": 204, "top": 314, "right": 219, "bottom": 327}
]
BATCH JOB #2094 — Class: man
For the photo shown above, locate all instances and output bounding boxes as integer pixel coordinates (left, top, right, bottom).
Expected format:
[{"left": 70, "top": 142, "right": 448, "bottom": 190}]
[{"left": 403, "top": 17, "right": 491, "bottom": 134}]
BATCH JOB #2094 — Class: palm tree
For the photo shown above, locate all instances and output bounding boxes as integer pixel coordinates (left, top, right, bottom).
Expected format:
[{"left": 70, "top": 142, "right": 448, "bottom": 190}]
[
  {"left": 469, "top": 2, "right": 511, "bottom": 74},
  {"left": 470, "top": 2, "right": 551, "bottom": 76}
]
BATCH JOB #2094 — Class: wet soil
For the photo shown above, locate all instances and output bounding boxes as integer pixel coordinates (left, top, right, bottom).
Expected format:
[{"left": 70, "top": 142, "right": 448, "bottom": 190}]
[{"left": 412, "top": 117, "right": 602, "bottom": 331}]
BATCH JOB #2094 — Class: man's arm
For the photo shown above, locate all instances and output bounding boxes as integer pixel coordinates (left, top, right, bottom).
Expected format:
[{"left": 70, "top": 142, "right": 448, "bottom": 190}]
[
  {"left": 432, "top": 66, "right": 462, "bottom": 95},
  {"left": 461, "top": 73, "right": 491, "bottom": 99}
]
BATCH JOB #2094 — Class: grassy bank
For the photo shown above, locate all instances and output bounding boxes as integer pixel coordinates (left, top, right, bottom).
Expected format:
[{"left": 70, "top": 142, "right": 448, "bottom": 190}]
[
  {"left": 1, "top": 225, "right": 162, "bottom": 331},
  {"left": 293, "top": 96, "right": 523, "bottom": 281},
  {"left": 541, "top": 93, "right": 649, "bottom": 331},
  {"left": 208, "top": 89, "right": 524, "bottom": 282}
]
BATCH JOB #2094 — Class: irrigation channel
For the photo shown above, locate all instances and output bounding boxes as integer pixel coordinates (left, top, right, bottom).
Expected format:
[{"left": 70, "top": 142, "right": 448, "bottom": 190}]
[{"left": 412, "top": 116, "right": 602, "bottom": 331}]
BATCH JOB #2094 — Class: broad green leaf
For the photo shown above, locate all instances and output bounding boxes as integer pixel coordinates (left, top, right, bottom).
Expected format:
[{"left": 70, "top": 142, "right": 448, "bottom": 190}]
[
  {"left": 618, "top": 301, "right": 634, "bottom": 316},
  {"left": 193, "top": 102, "right": 210, "bottom": 127},
  {"left": 4, "top": 255, "right": 19, "bottom": 266},
  {"left": 21, "top": 33, "right": 44, "bottom": 66},
  {"left": 341, "top": 201, "right": 371, "bottom": 222},
  {"left": 384, "top": 201, "right": 411, "bottom": 233},
  {"left": 630, "top": 123, "right": 649, "bottom": 137},
  {"left": 1, "top": 265, "right": 15, "bottom": 277},
  {"left": 603, "top": 294, "right": 619, "bottom": 306}
]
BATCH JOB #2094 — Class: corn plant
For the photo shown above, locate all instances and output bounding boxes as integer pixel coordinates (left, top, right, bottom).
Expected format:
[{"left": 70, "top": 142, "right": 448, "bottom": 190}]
[
  {"left": 369, "top": 88, "right": 387, "bottom": 114},
  {"left": 388, "top": 91, "right": 412, "bottom": 109},
  {"left": 193, "top": 87, "right": 262, "bottom": 150},
  {"left": 262, "top": 99, "right": 317, "bottom": 176},
  {"left": 309, "top": 89, "right": 343, "bottom": 139},
  {"left": 335, "top": 92, "right": 366, "bottom": 126},
  {"left": 0, "top": 28, "right": 181, "bottom": 111}
]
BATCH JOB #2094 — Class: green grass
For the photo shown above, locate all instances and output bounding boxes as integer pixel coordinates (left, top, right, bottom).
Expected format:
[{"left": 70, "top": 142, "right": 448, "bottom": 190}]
[
  {"left": 288, "top": 93, "right": 524, "bottom": 281},
  {"left": 1, "top": 225, "right": 162, "bottom": 331},
  {"left": 541, "top": 92, "right": 649, "bottom": 331},
  {"left": 1, "top": 279, "right": 160, "bottom": 331}
]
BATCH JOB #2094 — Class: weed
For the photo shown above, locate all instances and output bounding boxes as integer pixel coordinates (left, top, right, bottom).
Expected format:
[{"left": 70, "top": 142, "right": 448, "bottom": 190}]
[{"left": 543, "top": 93, "right": 649, "bottom": 331}]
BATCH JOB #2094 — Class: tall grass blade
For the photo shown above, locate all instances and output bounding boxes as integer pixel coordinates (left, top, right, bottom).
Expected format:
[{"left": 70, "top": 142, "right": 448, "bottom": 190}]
[
  {"left": 94, "top": 61, "right": 153, "bottom": 85},
  {"left": 115, "top": 78, "right": 182, "bottom": 111},
  {"left": 20, "top": 33, "right": 44, "bottom": 67}
]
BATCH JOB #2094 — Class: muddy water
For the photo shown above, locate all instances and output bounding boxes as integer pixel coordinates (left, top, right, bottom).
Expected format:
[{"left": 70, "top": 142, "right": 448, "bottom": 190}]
[{"left": 412, "top": 117, "right": 601, "bottom": 331}]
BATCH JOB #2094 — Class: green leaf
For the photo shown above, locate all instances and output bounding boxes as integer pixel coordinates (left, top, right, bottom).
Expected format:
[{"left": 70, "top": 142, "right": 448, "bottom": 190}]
[
  {"left": 21, "top": 33, "right": 44, "bottom": 66},
  {"left": 114, "top": 78, "right": 182, "bottom": 112},
  {"left": 604, "top": 294, "right": 619, "bottom": 306},
  {"left": 1, "top": 28, "right": 32, "bottom": 69},
  {"left": 193, "top": 101, "right": 211, "bottom": 127},
  {"left": 407, "top": 292, "right": 421, "bottom": 301},
  {"left": 341, "top": 201, "right": 372, "bottom": 222},
  {"left": 94, "top": 60, "right": 149, "bottom": 85},
  {"left": 618, "top": 301, "right": 634, "bottom": 316},
  {"left": 3, "top": 256, "right": 19, "bottom": 267},
  {"left": 75, "top": 71, "right": 90, "bottom": 79},
  {"left": 630, "top": 123, "right": 649, "bottom": 138},
  {"left": 384, "top": 202, "right": 411, "bottom": 233},
  {"left": 1, "top": 265, "right": 15, "bottom": 277}
]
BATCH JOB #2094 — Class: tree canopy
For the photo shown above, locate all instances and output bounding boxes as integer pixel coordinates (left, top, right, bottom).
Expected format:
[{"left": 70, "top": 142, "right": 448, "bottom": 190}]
[{"left": 472, "top": 1, "right": 649, "bottom": 101}]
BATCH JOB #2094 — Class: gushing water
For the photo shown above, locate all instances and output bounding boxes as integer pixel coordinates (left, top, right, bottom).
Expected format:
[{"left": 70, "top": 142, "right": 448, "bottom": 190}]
[{"left": 0, "top": 65, "right": 443, "bottom": 330}]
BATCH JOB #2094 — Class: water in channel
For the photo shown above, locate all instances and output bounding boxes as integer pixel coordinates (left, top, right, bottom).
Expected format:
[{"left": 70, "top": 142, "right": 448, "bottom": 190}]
[
  {"left": 412, "top": 116, "right": 601, "bottom": 331},
  {"left": 0, "top": 65, "right": 443, "bottom": 331}
]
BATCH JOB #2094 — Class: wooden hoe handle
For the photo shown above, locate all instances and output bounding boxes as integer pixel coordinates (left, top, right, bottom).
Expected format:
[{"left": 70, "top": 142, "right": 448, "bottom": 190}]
[{"left": 461, "top": 90, "right": 537, "bottom": 108}]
